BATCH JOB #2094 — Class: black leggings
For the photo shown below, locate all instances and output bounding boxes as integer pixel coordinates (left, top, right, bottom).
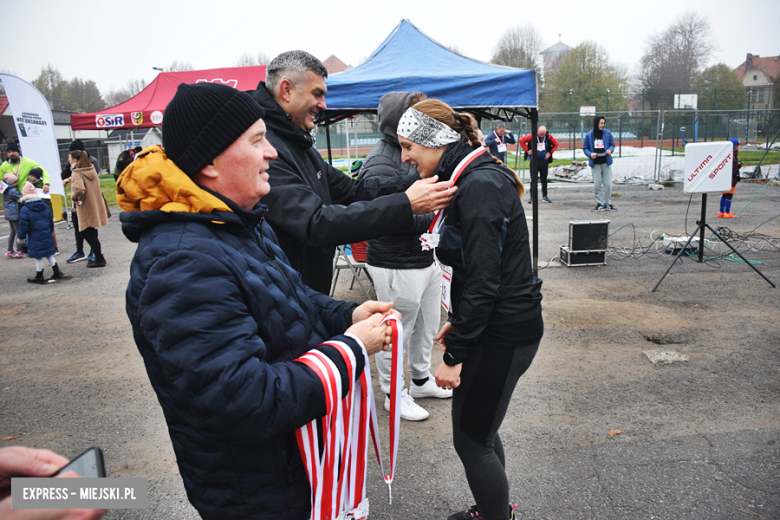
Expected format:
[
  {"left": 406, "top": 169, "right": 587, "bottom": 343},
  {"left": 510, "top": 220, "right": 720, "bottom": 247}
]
[
  {"left": 72, "top": 212, "right": 101, "bottom": 257},
  {"left": 451, "top": 317, "right": 542, "bottom": 520},
  {"left": 530, "top": 161, "right": 549, "bottom": 198}
]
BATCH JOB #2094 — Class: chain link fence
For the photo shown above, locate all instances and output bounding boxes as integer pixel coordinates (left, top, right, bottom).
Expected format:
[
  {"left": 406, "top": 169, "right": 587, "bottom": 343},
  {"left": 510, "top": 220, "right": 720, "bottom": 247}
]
[{"left": 314, "top": 109, "right": 780, "bottom": 183}]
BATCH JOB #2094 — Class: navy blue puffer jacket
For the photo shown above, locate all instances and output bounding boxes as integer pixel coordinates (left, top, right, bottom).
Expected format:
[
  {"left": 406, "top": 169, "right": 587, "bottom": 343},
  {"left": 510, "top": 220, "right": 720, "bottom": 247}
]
[
  {"left": 119, "top": 150, "right": 363, "bottom": 519},
  {"left": 17, "top": 196, "right": 55, "bottom": 258}
]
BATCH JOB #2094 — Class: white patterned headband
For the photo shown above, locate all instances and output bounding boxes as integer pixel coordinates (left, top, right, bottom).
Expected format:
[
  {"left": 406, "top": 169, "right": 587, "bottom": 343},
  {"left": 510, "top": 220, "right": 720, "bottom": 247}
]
[{"left": 397, "top": 108, "right": 461, "bottom": 149}]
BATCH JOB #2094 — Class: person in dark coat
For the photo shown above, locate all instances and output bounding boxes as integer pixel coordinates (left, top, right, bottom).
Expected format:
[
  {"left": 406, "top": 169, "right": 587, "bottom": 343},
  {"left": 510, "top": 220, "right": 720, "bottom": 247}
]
[
  {"left": 117, "top": 82, "right": 396, "bottom": 520},
  {"left": 252, "top": 50, "right": 457, "bottom": 294},
  {"left": 357, "top": 91, "right": 452, "bottom": 422},
  {"left": 397, "top": 99, "right": 543, "bottom": 520},
  {"left": 3, "top": 173, "right": 23, "bottom": 258},
  {"left": 17, "top": 182, "right": 67, "bottom": 283}
]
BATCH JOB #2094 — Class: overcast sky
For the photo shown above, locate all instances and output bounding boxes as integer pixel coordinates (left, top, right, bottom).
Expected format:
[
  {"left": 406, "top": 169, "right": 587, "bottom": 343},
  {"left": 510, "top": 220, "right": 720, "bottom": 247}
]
[{"left": 3, "top": 0, "right": 779, "bottom": 96}]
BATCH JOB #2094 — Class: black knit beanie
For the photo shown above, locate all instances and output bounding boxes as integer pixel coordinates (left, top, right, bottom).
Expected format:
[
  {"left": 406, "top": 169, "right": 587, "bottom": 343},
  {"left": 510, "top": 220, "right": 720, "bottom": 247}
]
[
  {"left": 69, "top": 139, "right": 85, "bottom": 152},
  {"left": 162, "top": 82, "right": 265, "bottom": 177}
]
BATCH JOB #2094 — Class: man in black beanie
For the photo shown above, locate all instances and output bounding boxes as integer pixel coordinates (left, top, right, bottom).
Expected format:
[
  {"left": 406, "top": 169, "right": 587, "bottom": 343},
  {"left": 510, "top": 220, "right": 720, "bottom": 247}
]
[
  {"left": 117, "top": 81, "right": 397, "bottom": 520},
  {"left": 253, "top": 50, "right": 457, "bottom": 294}
]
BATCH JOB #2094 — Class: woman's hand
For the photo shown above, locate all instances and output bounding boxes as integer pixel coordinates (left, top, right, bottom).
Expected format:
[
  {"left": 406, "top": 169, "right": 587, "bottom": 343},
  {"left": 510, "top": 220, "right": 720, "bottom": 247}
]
[
  {"left": 435, "top": 321, "right": 452, "bottom": 352},
  {"left": 352, "top": 301, "right": 400, "bottom": 324},
  {"left": 435, "top": 362, "right": 461, "bottom": 390},
  {"left": 346, "top": 313, "right": 392, "bottom": 356}
]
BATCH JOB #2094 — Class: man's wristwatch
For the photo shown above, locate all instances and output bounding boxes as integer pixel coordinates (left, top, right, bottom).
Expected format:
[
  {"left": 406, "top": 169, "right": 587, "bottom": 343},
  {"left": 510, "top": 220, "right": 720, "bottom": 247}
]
[{"left": 443, "top": 351, "right": 461, "bottom": 367}]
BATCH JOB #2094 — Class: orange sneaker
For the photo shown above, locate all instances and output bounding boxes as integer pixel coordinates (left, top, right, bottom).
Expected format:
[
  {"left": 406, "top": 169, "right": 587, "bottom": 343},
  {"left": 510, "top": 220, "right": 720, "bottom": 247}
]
[
  {"left": 724, "top": 213, "right": 739, "bottom": 219},
  {"left": 718, "top": 212, "right": 726, "bottom": 218}
]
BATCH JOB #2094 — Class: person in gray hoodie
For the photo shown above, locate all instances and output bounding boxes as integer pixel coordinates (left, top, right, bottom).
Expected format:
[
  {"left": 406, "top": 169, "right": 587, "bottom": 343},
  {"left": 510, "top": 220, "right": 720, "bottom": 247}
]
[{"left": 357, "top": 92, "right": 453, "bottom": 422}]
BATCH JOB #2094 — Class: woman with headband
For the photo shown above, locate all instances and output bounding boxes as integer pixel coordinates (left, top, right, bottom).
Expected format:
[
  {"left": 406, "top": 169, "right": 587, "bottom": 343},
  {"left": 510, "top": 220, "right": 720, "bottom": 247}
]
[{"left": 397, "top": 100, "right": 543, "bottom": 520}]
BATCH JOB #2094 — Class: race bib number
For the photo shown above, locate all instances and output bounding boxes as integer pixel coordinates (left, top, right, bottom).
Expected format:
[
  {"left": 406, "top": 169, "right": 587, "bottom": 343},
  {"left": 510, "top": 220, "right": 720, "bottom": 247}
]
[
  {"left": 441, "top": 264, "right": 452, "bottom": 312},
  {"left": 594, "top": 139, "right": 604, "bottom": 149},
  {"left": 538, "top": 141, "right": 546, "bottom": 152},
  {"left": 497, "top": 143, "right": 507, "bottom": 153}
]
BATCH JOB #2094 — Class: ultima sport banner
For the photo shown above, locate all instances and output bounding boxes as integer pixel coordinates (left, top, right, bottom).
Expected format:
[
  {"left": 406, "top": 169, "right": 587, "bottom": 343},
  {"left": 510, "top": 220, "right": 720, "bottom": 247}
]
[{"left": 1, "top": 73, "right": 65, "bottom": 220}]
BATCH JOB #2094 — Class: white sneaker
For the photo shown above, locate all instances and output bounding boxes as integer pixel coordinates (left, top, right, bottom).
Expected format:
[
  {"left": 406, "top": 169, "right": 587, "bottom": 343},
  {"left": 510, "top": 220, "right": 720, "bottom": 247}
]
[
  {"left": 384, "top": 389, "right": 429, "bottom": 421},
  {"left": 409, "top": 376, "right": 453, "bottom": 399}
]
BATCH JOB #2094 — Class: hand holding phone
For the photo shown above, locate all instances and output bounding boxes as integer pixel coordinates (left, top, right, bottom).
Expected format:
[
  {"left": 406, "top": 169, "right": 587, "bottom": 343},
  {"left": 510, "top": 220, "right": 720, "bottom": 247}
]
[{"left": 53, "top": 447, "right": 106, "bottom": 478}]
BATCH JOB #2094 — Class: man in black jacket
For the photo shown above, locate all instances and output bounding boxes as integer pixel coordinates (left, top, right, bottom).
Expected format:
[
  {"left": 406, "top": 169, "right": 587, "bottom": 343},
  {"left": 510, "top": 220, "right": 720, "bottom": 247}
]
[
  {"left": 358, "top": 91, "right": 452, "bottom": 421},
  {"left": 253, "top": 50, "right": 457, "bottom": 294}
]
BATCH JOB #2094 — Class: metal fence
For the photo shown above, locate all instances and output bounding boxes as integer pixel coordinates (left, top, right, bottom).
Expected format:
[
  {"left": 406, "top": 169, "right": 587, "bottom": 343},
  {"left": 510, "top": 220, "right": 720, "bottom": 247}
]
[{"left": 315, "top": 109, "right": 780, "bottom": 182}]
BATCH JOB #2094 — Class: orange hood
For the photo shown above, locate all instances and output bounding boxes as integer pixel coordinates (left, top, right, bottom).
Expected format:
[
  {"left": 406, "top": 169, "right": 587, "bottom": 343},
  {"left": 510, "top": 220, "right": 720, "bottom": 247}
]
[{"left": 116, "top": 146, "right": 231, "bottom": 214}]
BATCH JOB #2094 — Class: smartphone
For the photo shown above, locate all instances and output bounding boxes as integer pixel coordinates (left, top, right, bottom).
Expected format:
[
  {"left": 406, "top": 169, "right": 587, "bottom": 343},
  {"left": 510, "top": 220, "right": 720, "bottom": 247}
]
[{"left": 53, "top": 447, "right": 106, "bottom": 478}]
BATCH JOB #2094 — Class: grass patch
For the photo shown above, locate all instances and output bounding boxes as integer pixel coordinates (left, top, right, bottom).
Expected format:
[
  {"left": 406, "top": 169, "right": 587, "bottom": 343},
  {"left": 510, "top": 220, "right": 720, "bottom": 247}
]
[{"left": 64, "top": 175, "right": 118, "bottom": 207}]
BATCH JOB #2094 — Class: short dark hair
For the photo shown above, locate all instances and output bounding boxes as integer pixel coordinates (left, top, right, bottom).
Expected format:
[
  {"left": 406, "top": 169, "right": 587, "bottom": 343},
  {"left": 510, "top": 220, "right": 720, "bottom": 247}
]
[
  {"left": 265, "top": 50, "right": 328, "bottom": 96},
  {"left": 496, "top": 122, "right": 507, "bottom": 130}
]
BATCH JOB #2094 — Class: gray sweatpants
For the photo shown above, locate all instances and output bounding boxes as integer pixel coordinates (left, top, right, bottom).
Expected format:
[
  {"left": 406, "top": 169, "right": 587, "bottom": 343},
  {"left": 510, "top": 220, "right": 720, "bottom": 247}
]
[
  {"left": 367, "top": 262, "right": 442, "bottom": 394},
  {"left": 592, "top": 163, "right": 613, "bottom": 206}
]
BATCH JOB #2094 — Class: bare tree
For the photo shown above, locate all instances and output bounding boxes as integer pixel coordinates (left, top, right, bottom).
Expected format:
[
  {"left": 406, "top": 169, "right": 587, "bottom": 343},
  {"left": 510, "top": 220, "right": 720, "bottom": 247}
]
[
  {"left": 166, "top": 60, "right": 194, "bottom": 72},
  {"left": 490, "top": 24, "right": 544, "bottom": 76},
  {"left": 636, "top": 11, "right": 714, "bottom": 109},
  {"left": 547, "top": 41, "right": 629, "bottom": 112},
  {"left": 104, "top": 78, "right": 147, "bottom": 107},
  {"left": 445, "top": 44, "right": 462, "bottom": 56},
  {"left": 235, "top": 52, "right": 271, "bottom": 67}
]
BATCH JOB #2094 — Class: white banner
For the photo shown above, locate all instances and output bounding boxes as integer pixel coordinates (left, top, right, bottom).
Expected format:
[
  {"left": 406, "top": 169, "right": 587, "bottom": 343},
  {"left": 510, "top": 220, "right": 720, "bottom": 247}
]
[
  {"left": 1, "top": 74, "right": 64, "bottom": 198},
  {"left": 683, "top": 141, "right": 733, "bottom": 194}
]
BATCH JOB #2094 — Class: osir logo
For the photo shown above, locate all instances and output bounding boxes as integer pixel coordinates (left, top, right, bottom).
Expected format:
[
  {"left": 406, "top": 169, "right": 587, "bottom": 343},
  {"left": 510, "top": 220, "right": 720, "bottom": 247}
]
[
  {"left": 150, "top": 111, "right": 163, "bottom": 125},
  {"left": 131, "top": 112, "right": 143, "bottom": 125},
  {"left": 96, "top": 114, "right": 124, "bottom": 128}
]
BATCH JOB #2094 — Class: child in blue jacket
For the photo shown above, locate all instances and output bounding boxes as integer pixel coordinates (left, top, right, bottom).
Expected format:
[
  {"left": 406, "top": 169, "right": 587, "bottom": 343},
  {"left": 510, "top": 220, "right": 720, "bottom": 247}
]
[
  {"left": 3, "top": 173, "right": 23, "bottom": 258},
  {"left": 17, "top": 182, "right": 68, "bottom": 283}
]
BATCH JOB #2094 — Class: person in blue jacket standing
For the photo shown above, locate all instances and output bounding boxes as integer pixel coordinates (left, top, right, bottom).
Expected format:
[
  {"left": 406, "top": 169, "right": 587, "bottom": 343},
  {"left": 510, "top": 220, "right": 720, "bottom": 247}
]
[
  {"left": 484, "top": 123, "right": 516, "bottom": 163},
  {"left": 582, "top": 116, "right": 616, "bottom": 211}
]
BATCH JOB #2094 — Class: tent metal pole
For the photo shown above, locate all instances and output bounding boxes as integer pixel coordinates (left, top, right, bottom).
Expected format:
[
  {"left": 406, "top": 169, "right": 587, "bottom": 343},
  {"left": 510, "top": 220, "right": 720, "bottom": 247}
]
[
  {"left": 530, "top": 108, "right": 539, "bottom": 277},
  {"left": 325, "top": 121, "right": 333, "bottom": 166}
]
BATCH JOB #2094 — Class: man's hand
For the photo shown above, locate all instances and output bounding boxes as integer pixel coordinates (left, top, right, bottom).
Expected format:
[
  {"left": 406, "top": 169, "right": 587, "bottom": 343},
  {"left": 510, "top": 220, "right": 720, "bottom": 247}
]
[
  {"left": 42, "top": 185, "right": 50, "bottom": 194},
  {"left": 346, "top": 313, "right": 392, "bottom": 355},
  {"left": 0, "top": 446, "right": 108, "bottom": 519},
  {"left": 435, "top": 362, "right": 461, "bottom": 390},
  {"left": 545, "top": 152, "right": 551, "bottom": 160},
  {"left": 435, "top": 321, "right": 452, "bottom": 352},
  {"left": 406, "top": 176, "right": 457, "bottom": 214},
  {"left": 352, "top": 301, "right": 400, "bottom": 324},
  {"left": 0, "top": 447, "right": 66, "bottom": 488}
]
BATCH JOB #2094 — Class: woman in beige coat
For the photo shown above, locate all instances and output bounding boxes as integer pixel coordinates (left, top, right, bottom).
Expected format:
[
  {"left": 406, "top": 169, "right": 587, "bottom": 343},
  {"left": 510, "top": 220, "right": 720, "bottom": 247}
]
[{"left": 67, "top": 150, "right": 111, "bottom": 267}]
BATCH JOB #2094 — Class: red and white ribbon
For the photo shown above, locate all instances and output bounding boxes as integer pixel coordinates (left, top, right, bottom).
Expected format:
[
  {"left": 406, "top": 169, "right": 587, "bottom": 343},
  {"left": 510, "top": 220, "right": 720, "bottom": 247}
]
[
  {"left": 296, "top": 316, "right": 404, "bottom": 520},
  {"left": 426, "top": 146, "right": 487, "bottom": 236}
]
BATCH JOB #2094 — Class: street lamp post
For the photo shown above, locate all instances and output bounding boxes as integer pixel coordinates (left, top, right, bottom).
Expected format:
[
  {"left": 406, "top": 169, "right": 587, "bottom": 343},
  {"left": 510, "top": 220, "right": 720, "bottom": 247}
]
[{"left": 606, "top": 88, "right": 610, "bottom": 114}]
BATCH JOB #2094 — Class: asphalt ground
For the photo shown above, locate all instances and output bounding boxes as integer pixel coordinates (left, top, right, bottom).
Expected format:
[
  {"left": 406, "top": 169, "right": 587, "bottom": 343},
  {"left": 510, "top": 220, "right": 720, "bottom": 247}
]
[{"left": 1, "top": 179, "right": 778, "bottom": 519}]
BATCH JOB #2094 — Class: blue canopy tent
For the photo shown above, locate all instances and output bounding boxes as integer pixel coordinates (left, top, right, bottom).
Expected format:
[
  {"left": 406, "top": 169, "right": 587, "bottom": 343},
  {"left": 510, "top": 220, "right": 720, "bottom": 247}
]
[
  {"left": 322, "top": 19, "right": 537, "bottom": 120},
  {"left": 319, "top": 19, "right": 543, "bottom": 273}
]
